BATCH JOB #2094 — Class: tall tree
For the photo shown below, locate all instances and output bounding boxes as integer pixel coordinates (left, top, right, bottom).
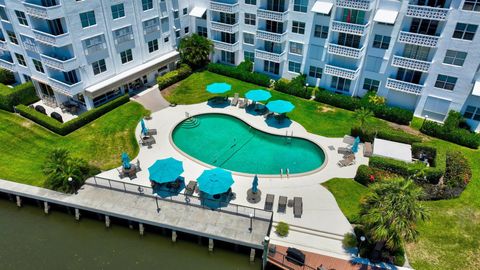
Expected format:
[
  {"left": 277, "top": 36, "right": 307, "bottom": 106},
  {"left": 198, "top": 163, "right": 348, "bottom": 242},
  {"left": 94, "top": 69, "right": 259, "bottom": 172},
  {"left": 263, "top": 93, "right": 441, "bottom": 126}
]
[
  {"left": 178, "top": 33, "right": 214, "bottom": 68},
  {"left": 360, "top": 178, "right": 428, "bottom": 250},
  {"left": 354, "top": 107, "right": 374, "bottom": 130}
]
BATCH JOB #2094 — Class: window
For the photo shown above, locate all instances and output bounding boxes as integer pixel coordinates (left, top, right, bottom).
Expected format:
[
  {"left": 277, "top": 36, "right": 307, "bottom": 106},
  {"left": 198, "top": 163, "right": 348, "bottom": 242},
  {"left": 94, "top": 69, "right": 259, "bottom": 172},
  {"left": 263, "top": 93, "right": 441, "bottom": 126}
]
[
  {"left": 434, "top": 74, "right": 457, "bottom": 90},
  {"left": 173, "top": 10, "right": 179, "bottom": 19},
  {"left": 111, "top": 4, "right": 125, "bottom": 19},
  {"left": 148, "top": 39, "right": 159, "bottom": 53},
  {"left": 164, "top": 36, "right": 169, "bottom": 43},
  {"left": 120, "top": 49, "right": 133, "bottom": 64},
  {"left": 264, "top": 60, "right": 279, "bottom": 75},
  {"left": 114, "top": 26, "right": 133, "bottom": 43},
  {"left": 221, "top": 51, "right": 235, "bottom": 64},
  {"left": 293, "top": 0, "right": 308, "bottom": 12},
  {"left": 342, "top": 9, "right": 365, "bottom": 24},
  {"left": 396, "top": 68, "right": 422, "bottom": 84},
  {"left": 245, "top": 0, "right": 256, "bottom": 5},
  {"left": 372, "top": 35, "right": 391, "bottom": 49},
  {"left": 331, "top": 76, "right": 351, "bottom": 92},
  {"left": 363, "top": 78, "right": 380, "bottom": 92},
  {"left": 184, "top": 27, "right": 189, "bottom": 34},
  {"left": 288, "top": 61, "right": 301, "bottom": 73},
  {"left": 289, "top": 42, "right": 303, "bottom": 55},
  {"left": 314, "top": 25, "right": 328, "bottom": 38},
  {"left": 338, "top": 33, "right": 361, "bottom": 48},
  {"left": 244, "top": 13, "right": 256, "bottom": 25},
  {"left": 403, "top": 44, "right": 430, "bottom": 61},
  {"left": 309, "top": 66, "right": 322, "bottom": 79},
  {"left": 80, "top": 11, "right": 96, "bottom": 28},
  {"left": 15, "top": 10, "right": 28, "bottom": 26},
  {"left": 6, "top": 31, "right": 18, "bottom": 44},
  {"left": 452, "top": 23, "right": 478, "bottom": 40},
  {"left": 292, "top": 21, "right": 305, "bottom": 34},
  {"left": 0, "top": 6, "right": 9, "bottom": 21},
  {"left": 197, "top": 26, "right": 207, "bottom": 37},
  {"left": 183, "top": 8, "right": 188, "bottom": 15},
  {"left": 142, "top": 0, "right": 153, "bottom": 11},
  {"left": 244, "top": 51, "right": 254, "bottom": 62},
  {"left": 463, "top": 0, "right": 480, "bottom": 11},
  {"left": 443, "top": 50, "right": 467, "bottom": 66},
  {"left": 175, "top": 30, "right": 180, "bottom": 38},
  {"left": 410, "top": 18, "right": 438, "bottom": 35},
  {"left": 32, "top": 59, "right": 44, "bottom": 73},
  {"left": 243, "top": 33, "right": 254, "bottom": 44},
  {"left": 220, "top": 13, "right": 236, "bottom": 24},
  {"left": 15, "top": 53, "right": 26, "bottom": 66},
  {"left": 92, "top": 59, "right": 107, "bottom": 75},
  {"left": 464, "top": 106, "right": 480, "bottom": 121}
]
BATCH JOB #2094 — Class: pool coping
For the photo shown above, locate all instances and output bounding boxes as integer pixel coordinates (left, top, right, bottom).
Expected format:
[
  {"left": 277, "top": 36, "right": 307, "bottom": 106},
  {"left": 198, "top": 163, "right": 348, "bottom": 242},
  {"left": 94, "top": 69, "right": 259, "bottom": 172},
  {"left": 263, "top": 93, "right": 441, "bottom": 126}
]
[{"left": 168, "top": 111, "right": 329, "bottom": 179}]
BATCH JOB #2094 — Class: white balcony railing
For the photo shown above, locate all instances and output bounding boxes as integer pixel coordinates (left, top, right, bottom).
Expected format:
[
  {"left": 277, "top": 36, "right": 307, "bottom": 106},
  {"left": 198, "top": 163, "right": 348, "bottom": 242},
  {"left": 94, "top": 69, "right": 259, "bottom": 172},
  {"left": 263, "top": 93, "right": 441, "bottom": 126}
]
[
  {"left": 324, "top": 64, "right": 360, "bottom": 80},
  {"left": 398, "top": 31, "right": 439, "bottom": 48},
  {"left": 256, "top": 30, "right": 287, "bottom": 43},
  {"left": 0, "top": 58, "right": 14, "bottom": 71},
  {"left": 210, "top": 21, "right": 239, "bottom": 33},
  {"left": 0, "top": 40, "right": 6, "bottom": 50},
  {"left": 386, "top": 78, "right": 424, "bottom": 95},
  {"left": 335, "top": 0, "right": 371, "bottom": 11},
  {"left": 23, "top": 2, "right": 63, "bottom": 19},
  {"left": 331, "top": 20, "right": 369, "bottom": 36},
  {"left": 32, "top": 29, "right": 70, "bottom": 47},
  {"left": 210, "top": 1, "right": 239, "bottom": 13},
  {"left": 144, "top": 25, "right": 160, "bottom": 35},
  {"left": 392, "top": 55, "right": 431, "bottom": 73},
  {"left": 406, "top": 4, "right": 450, "bottom": 21},
  {"left": 49, "top": 78, "right": 83, "bottom": 96},
  {"left": 254, "top": 49, "right": 286, "bottom": 63},
  {"left": 213, "top": 40, "right": 240, "bottom": 52},
  {"left": 327, "top": 43, "right": 365, "bottom": 59},
  {"left": 40, "top": 54, "right": 78, "bottom": 72},
  {"left": 257, "top": 8, "right": 288, "bottom": 22},
  {"left": 85, "top": 43, "right": 107, "bottom": 56}
]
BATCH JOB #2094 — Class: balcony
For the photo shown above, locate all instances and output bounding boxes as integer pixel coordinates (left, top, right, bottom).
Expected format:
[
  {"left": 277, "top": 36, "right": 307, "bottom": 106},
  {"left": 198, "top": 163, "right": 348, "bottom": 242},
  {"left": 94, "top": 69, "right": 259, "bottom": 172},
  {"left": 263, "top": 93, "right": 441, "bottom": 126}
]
[
  {"left": 144, "top": 25, "right": 160, "bottom": 35},
  {"left": 392, "top": 55, "right": 431, "bottom": 73},
  {"left": 256, "top": 30, "right": 287, "bottom": 43},
  {"left": 255, "top": 49, "right": 286, "bottom": 63},
  {"left": 0, "top": 58, "right": 14, "bottom": 71},
  {"left": 386, "top": 78, "right": 424, "bottom": 95},
  {"left": 398, "top": 31, "right": 439, "bottom": 48},
  {"left": 210, "top": 21, "right": 239, "bottom": 33},
  {"left": 40, "top": 54, "right": 78, "bottom": 72},
  {"left": 331, "top": 20, "right": 369, "bottom": 36},
  {"left": 210, "top": 1, "right": 239, "bottom": 13},
  {"left": 327, "top": 43, "right": 365, "bottom": 59},
  {"left": 213, "top": 40, "right": 240, "bottom": 52},
  {"left": 324, "top": 64, "right": 360, "bottom": 80},
  {"left": 406, "top": 4, "right": 449, "bottom": 21},
  {"left": 257, "top": 8, "right": 288, "bottom": 22},
  {"left": 23, "top": 2, "right": 63, "bottom": 19},
  {"left": 335, "top": 0, "right": 371, "bottom": 11},
  {"left": 49, "top": 77, "right": 83, "bottom": 96},
  {"left": 32, "top": 29, "right": 71, "bottom": 47}
]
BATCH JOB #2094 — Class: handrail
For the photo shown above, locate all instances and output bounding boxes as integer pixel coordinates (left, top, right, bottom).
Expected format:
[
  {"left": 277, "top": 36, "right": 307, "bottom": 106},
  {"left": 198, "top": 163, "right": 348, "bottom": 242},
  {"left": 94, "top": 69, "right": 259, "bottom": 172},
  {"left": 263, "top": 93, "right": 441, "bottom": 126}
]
[{"left": 268, "top": 250, "right": 317, "bottom": 270}]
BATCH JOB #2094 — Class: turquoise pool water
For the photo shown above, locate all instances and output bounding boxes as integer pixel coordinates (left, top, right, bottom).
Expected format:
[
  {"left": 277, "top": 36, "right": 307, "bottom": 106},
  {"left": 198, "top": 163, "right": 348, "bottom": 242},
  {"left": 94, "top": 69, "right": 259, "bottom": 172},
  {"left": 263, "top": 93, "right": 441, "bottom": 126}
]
[{"left": 172, "top": 114, "right": 326, "bottom": 175}]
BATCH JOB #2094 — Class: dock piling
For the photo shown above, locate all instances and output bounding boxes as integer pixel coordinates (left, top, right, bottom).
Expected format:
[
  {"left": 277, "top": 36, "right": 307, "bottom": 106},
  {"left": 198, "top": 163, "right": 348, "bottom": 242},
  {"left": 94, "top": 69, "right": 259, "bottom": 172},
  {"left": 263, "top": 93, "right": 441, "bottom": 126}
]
[
  {"left": 208, "top": 238, "right": 214, "bottom": 252},
  {"left": 105, "top": 215, "right": 111, "bottom": 227},
  {"left": 16, "top": 195, "right": 22, "bottom": 207},
  {"left": 172, "top": 230, "right": 177, "bottom": 242},
  {"left": 250, "top": 248, "right": 256, "bottom": 262},
  {"left": 139, "top": 223, "right": 145, "bottom": 236},
  {"left": 43, "top": 201, "right": 50, "bottom": 214},
  {"left": 74, "top": 208, "right": 80, "bottom": 220}
]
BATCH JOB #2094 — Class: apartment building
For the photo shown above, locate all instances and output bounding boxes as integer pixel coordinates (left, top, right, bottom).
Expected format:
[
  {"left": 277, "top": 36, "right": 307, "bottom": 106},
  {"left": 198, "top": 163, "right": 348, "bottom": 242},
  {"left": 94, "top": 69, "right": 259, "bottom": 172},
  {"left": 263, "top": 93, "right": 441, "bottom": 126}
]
[{"left": 0, "top": 0, "right": 479, "bottom": 131}]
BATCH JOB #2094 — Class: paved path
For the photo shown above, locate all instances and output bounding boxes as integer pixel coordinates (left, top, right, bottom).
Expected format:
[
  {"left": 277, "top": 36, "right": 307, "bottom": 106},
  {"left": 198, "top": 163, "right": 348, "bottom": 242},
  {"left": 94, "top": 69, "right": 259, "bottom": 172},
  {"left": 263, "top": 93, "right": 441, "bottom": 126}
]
[{"left": 131, "top": 85, "right": 170, "bottom": 112}]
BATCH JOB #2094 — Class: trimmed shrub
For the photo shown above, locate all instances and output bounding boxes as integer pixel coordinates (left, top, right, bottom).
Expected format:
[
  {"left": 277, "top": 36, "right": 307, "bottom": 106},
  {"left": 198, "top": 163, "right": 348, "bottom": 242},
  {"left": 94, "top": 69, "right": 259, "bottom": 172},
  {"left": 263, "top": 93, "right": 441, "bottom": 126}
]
[
  {"left": 354, "top": 165, "right": 376, "bottom": 185},
  {"left": 0, "top": 82, "right": 39, "bottom": 112},
  {"left": 207, "top": 62, "right": 271, "bottom": 87},
  {"left": 342, "top": 233, "right": 358, "bottom": 249},
  {"left": 0, "top": 68, "right": 15, "bottom": 85},
  {"left": 16, "top": 94, "right": 130, "bottom": 135},
  {"left": 315, "top": 89, "right": 361, "bottom": 111},
  {"left": 370, "top": 105, "right": 413, "bottom": 125},
  {"left": 157, "top": 64, "right": 192, "bottom": 90},
  {"left": 369, "top": 157, "right": 424, "bottom": 177},
  {"left": 393, "top": 247, "right": 406, "bottom": 266},
  {"left": 444, "top": 151, "right": 472, "bottom": 189},
  {"left": 351, "top": 126, "right": 422, "bottom": 144},
  {"left": 275, "top": 221, "right": 289, "bottom": 237},
  {"left": 274, "top": 74, "right": 311, "bottom": 99}
]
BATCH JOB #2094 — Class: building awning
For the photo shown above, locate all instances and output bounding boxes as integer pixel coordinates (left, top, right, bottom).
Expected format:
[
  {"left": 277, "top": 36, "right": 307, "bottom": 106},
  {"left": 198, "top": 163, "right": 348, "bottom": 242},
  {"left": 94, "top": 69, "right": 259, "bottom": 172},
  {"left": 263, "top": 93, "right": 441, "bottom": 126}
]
[
  {"left": 189, "top": 7, "right": 207, "bottom": 18},
  {"left": 85, "top": 50, "right": 179, "bottom": 97},
  {"left": 311, "top": 1, "right": 333, "bottom": 15},
  {"left": 373, "top": 9, "right": 398, "bottom": 25},
  {"left": 472, "top": 80, "right": 480, "bottom": 96}
]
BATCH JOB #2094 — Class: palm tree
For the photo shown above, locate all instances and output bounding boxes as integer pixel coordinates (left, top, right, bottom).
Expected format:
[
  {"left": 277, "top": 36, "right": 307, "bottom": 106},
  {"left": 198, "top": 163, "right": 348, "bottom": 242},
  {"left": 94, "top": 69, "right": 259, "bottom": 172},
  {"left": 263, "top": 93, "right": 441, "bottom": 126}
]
[
  {"left": 354, "top": 107, "right": 374, "bottom": 129},
  {"left": 178, "top": 33, "right": 214, "bottom": 68},
  {"left": 360, "top": 178, "right": 428, "bottom": 250},
  {"left": 43, "top": 149, "right": 90, "bottom": 193}
]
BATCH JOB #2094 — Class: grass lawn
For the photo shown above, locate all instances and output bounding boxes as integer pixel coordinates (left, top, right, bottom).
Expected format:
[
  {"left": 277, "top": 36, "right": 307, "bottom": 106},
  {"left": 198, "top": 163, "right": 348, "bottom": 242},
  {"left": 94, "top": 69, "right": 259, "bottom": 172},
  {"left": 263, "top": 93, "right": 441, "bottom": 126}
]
[
  {"left": 0, "top": 101, "right": 148, "bottom": 186},
  {"left": 165, "top": 70, "right": 480, "bottom": 270}
]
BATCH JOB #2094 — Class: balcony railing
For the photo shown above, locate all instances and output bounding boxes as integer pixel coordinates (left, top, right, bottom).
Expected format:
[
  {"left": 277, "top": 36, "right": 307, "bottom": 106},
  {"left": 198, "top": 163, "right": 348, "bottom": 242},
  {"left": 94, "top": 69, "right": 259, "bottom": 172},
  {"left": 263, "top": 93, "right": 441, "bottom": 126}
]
[
  {"left": 335, "top": 0, "right": 371, "bottom": 11},
  {"left": 398, "top": 31, "right": 439, "bottom": 48},
  {"left": 32, "top": 29, "right": 70, "bottom": 47},
  {"left": 49, "top": 77, "right": 83, "bottom": 96},
  {"left": 210, "top": 21, "right": 239, "bottom": 33},
  {"left": 386, "top": 78, "right": 424, "bottom": 95},
  {"left": 115, "top": 34, "right": 134, "bottom": 45},
  {"left": 257, "top": 8, "right": 288, "bottom": 22},
  {"left": 144, "top": 25, "right": 160, "bottom": 35},
  {"left": 213, "top": 40, "right": 240, "bottom": 52},
  {"left": 40, "top": 54, "right": 78, "bottom": 72},
  {"left": 0, "top": 40, "right": 6, "bottom": 50},
  {"left": 406, "top": 4, "right": 449, "bottom": 20},
  {"left": 0, "top": 58, "right": 14, "bottom": 71},
  {"left": 327, "top": 43, "right": 365, "bottom": 59},
  {"left": 256, "top": 30, "right": 287, "bottom": 43},
  {"left": 85, "top": 43, "right": 107, "bottom": 55},
  {"left": 210, "top": 1, "right": 239, "bottom": 13},
  {"left": 331, "top": 20, "right": 369, "bottom": 36},
  {"left": 324, "top": 64, "right": 360, "bottom": 80},
  {"left": 23, "top": 2, "right": 63, "bottom": 19},
  {"left": 392, "top": 55, "right": 431, "bottom": 73},
  {"left": 254, "top": 49, "right": 286, "bottom": 63}
]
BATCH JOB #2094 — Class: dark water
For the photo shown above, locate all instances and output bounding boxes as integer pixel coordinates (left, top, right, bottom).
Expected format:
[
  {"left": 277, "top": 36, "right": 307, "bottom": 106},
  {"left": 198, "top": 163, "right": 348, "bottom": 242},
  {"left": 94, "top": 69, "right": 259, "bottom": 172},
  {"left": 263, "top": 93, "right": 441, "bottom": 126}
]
[{"left": 0, "top": 198, "right": 261, "bottom": 270}]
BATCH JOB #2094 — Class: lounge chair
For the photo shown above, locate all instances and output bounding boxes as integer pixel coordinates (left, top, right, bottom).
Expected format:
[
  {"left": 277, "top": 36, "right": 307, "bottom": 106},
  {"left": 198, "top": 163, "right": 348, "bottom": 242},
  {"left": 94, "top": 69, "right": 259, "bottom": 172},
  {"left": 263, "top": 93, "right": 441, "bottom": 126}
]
[
  {"left": 293, "top": 197, "right": 303, "bottom": 218},
  {"left": 278, "top": 196, "right": 287, "bottom": 213},
  {"left": 231, "top": 93, "right": 239, "bottom": 106},
  {"left": 338, "top": 147, "right": 353, "bottom": 155},
  {"left": 364, "top": 142, "right": 373, "bottom": 157},
  {"left": 140, "top": 136, "right": 156, "bottom": 148},
  {"left": 343, "top": 135, "right": 355, "bottom": 145},
  {"left": 185, "top": 181, "right": 197, "bottom": 196},
  {"left": 265, "top": 194, "right": 274, "bottom": 211},
  {"left": 338, "top": 154, "right": 356, "bottom": 167},
  {"left": 146, "top": 128, "right": 157, "bottom": 136},
  {"left": 238, "top": 98, "right": 247, "bottom": 108}
]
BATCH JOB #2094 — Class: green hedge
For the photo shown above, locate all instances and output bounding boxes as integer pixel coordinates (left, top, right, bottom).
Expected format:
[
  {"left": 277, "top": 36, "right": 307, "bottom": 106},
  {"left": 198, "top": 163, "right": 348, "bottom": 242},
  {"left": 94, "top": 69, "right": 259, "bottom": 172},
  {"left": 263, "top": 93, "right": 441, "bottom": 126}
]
[
  {"left": 274, "top": 74, "right": 311, "bottom": 99},
  {"left": 0, "top": 68, "right": 15, "bottom": 85},
  {"left": 207, "top": 62, "right": 271, "bottom": 87},
  {"left": 420, "top": 120, "right": 479, "bottom": 149},
  {"left": 354, "top": 165, "right": 376, "bottom": 185},
  {"left": 157, "top": 64, "right": 192, "bottom": 90},
  {"left": 444, "top": 151, "right": 472, "bottom": 189},
  {"left": 0, "top": 82, "right": 39, "bottom": 112},
  {"left": 351, "top": 126, "right": 422, "bottom": 145},
  {"left": 16, "top": 94, "right": 130, "bottom": 135},
  {"left": 412, "top": 143, "right": 437, "bottom": 167}
]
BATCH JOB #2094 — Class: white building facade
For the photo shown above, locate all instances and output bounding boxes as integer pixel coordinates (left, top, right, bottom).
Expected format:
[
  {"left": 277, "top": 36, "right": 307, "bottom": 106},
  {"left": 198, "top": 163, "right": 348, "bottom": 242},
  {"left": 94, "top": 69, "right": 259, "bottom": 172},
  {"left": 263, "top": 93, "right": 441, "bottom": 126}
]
[{"left": 1, "top": 0, "right": 480, "bottom": 131}]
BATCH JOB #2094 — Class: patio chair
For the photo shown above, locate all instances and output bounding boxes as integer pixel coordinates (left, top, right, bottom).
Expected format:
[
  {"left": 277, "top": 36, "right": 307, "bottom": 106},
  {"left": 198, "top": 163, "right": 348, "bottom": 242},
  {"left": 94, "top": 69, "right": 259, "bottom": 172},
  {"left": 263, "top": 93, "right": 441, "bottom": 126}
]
[
  {"left": 293, "top": 197, "right": 303, "bottom": 218},
  {"left": 140, "top": 136, "right": 156, "bottom": 148},
  {"left": 146, "top": 128, "right": 157, "bottom": 136},
  {"left": 343, "top": 135, "right": 355, "bottom": 145},
  {"left": 364, "top": 142, "right": 373, "bottom": 157},
  {"left": 337, "top": 154, "right": 356, "bottom": 167},
  {"left": 185, "top": 181, "right": 197, "bottom": 196},
  {"left": 231, "top": 93, "right": 239, "bottom": 106},
  {"left": 264, "top": 194, "right": 275, "bottom": 211},
  {"left": 338, "top": 147, "right": 353, "bottom": 155},
  {"left": 238, "top": 98, "right": 247, "bottom": 108},
  {"left": 278, "top": 196, "right": 287, "bottom": 213}
]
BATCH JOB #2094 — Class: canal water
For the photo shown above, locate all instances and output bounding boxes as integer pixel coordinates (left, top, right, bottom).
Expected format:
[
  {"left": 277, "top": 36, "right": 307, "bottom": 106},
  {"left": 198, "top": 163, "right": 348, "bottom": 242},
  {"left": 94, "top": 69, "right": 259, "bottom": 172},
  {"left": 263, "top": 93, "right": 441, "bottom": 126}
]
[{"left": 0, "top": 198, "right": 261, "bottom": 270}]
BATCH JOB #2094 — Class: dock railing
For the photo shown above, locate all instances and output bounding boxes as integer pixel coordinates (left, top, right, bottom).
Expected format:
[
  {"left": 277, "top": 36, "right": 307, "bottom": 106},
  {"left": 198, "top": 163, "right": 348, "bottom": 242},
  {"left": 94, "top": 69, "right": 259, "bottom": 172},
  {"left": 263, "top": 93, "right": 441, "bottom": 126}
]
[{"left": 268, "top": 250, "right": 318, "bottom": 270}]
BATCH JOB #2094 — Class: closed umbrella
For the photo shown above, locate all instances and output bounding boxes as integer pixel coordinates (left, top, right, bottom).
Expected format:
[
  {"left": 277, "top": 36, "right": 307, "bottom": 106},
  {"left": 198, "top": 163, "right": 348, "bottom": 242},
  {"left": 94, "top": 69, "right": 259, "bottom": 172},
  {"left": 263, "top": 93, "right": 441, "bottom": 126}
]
[
  {"left": 245, "top": 90, "right": 272, "bottom": 102},
  {"left": 148, "top": 158, "right": 184, "bottom": 184},
  {"left": 121, "top": 152, "right": 131, "bottom": 169},
  {"left": 252, "top": 175, "right": 259, "bottom": 193},
  {"left": 141, "top": 119, "right": 148, "bottom": 136},
  {"left": 197, "top": 168, "right": 234, "bottom": 195},
  {"left": 206, "top": 82, "right": 232, "bottom": 94},
  {"left": 351, "top": 136, "right": 360, "bottom": 153},
  {"left": 266, "top": 100, "right": 295, "bottom": 114}
]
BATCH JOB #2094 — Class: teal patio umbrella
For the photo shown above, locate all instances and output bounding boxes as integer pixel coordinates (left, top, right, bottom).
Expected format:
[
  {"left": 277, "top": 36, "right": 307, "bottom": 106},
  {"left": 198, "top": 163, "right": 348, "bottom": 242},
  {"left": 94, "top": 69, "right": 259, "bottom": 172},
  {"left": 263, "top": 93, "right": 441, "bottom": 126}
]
[
  {"left": 121, "top": 152, "right": 131, "bottom": 170},
  {"left": 252, "top": 175, "right": 259, "bottom": 193},
  {"left": 206, "top": 82, "right": 232, "bottom": 94},
  {"left": 197, "top": 168, "right": 234, "bottom": 195},
  {"left": 148, "top": 158, "right": 184, "bottom": 184},
  {"left": 141, "top": 119, "right": 148, "bottom": 136},
  {"left": 245, "top": 90, "right": 272, "bottom": 102},
  {"left": 351, "top": 136, "right": 360, "bottom": 154},
  {"left": 266, "top": 100, "right": 295, "bottom": 114}
]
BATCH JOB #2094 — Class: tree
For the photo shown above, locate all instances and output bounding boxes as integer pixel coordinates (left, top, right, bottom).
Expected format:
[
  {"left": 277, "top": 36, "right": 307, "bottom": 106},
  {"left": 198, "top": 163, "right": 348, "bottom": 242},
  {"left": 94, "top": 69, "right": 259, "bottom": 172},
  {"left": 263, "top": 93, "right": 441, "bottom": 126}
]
[
  {"left": 354, "top": 107, "right": 374, "bottom": 129},
  {"left": 360, "top": 178, "right": 428, "bottom": 250},
  {"left": 0, "top": 68, "right": 16, "bottom": 85},
  {"left": 178, "top": 33, "right": 213, "bottom": 68}
]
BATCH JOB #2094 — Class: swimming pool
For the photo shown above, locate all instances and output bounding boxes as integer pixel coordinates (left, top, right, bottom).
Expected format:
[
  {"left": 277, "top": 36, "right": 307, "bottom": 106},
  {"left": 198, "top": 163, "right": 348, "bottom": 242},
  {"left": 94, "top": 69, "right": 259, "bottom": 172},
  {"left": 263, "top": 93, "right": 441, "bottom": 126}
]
[{"left": 171, "top": 114, "right": 326, "bottom": 175}]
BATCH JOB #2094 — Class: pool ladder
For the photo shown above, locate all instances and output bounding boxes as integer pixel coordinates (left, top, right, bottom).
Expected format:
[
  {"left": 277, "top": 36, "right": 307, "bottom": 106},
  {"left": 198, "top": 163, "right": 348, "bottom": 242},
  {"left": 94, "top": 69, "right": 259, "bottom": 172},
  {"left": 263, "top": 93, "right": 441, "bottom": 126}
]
[
  {"left": 285, "top": 131, "right": 293, "bottom": 144},
  {"left": 280, "top": 168, "right": 290, "bottom": 179}
]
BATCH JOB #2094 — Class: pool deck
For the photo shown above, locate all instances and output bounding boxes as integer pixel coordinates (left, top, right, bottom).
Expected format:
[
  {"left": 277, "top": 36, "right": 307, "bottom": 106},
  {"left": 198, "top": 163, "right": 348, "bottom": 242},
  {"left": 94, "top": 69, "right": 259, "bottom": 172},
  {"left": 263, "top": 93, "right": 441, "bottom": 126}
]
[{"left": 97, "top": 101, "right": 369, "bottom": 259}]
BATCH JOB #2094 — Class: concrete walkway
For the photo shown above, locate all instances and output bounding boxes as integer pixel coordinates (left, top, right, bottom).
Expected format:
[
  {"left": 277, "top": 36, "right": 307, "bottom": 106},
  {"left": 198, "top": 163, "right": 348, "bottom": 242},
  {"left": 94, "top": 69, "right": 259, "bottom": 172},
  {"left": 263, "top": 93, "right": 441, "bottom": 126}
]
[{"left": 131, "top": 85, "right": 170, "bottom": 112}]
